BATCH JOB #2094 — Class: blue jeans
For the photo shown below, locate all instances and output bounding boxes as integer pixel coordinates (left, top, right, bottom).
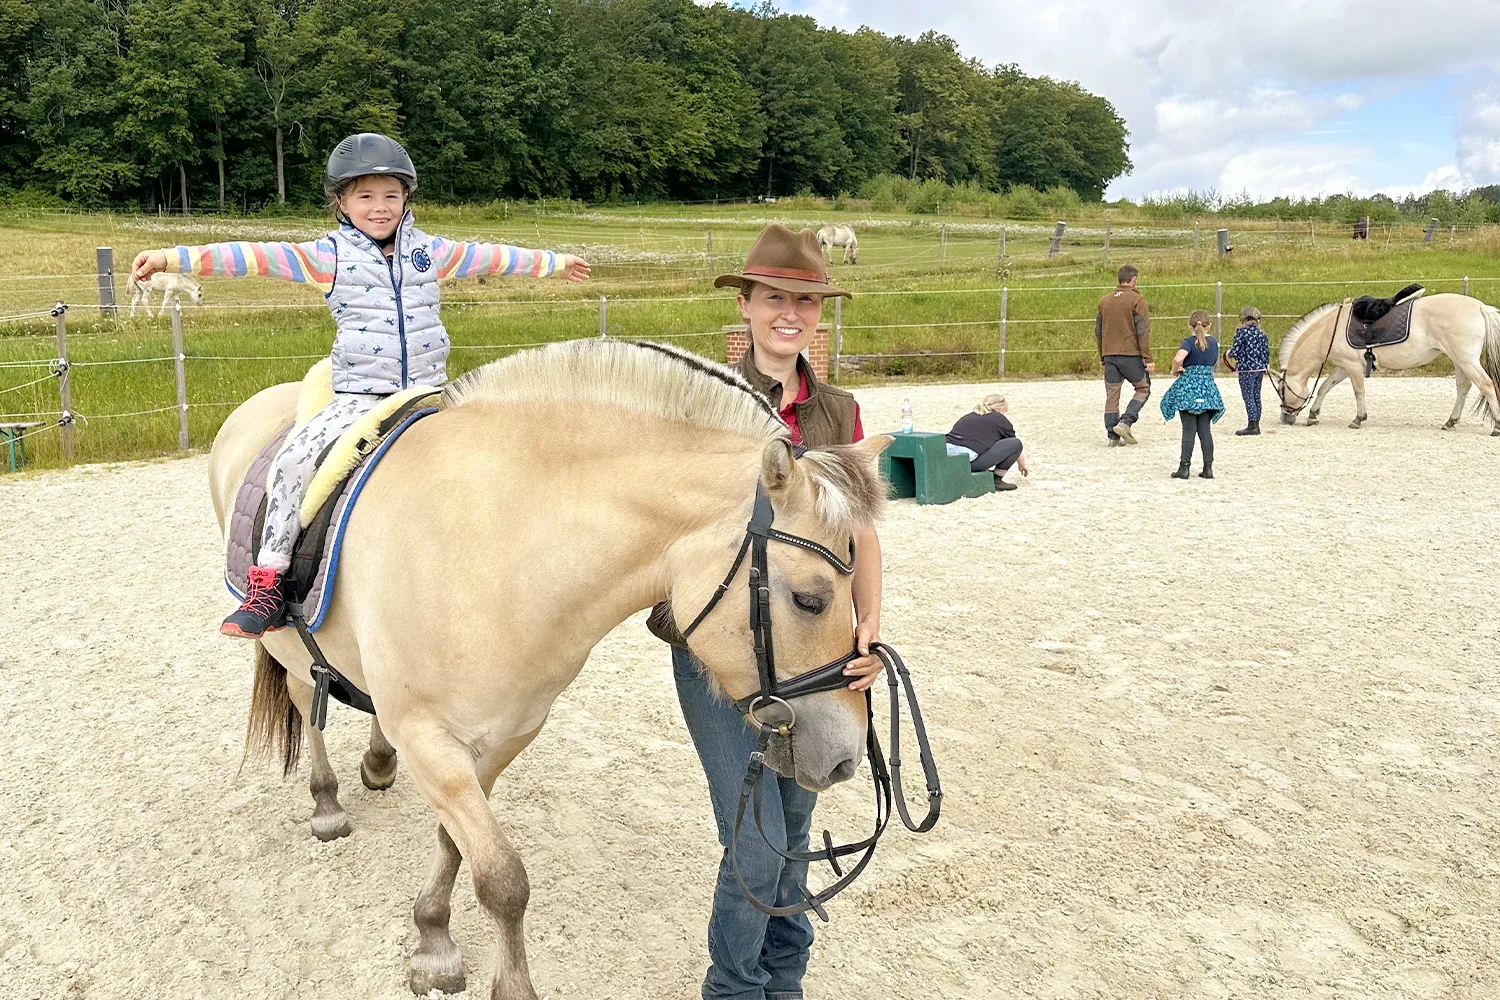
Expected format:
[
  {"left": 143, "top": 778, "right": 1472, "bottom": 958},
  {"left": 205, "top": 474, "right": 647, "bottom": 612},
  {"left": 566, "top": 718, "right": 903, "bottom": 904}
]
[{"left": 673, "top": 646, "right": 817, "bottom": 1000}]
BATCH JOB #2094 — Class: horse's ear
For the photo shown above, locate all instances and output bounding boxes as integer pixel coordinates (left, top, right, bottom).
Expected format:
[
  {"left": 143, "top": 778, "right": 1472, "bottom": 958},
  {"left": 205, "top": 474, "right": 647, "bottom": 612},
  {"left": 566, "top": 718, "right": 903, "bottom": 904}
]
[
  {"left": 852, "top": 434, "right": 893, "bottom": 468},
  {"left": 761, "top": 438, "right": 797, "bottom": 494}
]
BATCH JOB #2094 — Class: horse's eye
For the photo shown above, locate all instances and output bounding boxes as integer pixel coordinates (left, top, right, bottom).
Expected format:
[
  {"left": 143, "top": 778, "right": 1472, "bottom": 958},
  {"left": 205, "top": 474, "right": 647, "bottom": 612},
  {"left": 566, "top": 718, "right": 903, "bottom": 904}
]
[{"left": 792, "top": 592, "right": 827, "bottom": 615}]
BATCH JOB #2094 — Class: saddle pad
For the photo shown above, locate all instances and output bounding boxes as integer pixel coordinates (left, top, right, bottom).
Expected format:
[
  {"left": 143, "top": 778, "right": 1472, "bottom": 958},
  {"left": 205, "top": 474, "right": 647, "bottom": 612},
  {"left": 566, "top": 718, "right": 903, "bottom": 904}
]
[
  {"left": 1345, "top": 297, "right": 1416, "bottom": 351},
  {"left": 225, "top": 406, "right": 437, "bottom": 631},
  {"left": 292, "top": 358, "right": 439, "bottom": 529}
]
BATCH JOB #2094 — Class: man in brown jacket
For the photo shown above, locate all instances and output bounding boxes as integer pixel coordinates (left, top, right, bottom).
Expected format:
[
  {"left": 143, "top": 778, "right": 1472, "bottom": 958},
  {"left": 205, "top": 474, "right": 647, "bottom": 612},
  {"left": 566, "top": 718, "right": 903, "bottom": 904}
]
[{"left": 1095, "top": 264, "right": 1154, "bottom": 444}]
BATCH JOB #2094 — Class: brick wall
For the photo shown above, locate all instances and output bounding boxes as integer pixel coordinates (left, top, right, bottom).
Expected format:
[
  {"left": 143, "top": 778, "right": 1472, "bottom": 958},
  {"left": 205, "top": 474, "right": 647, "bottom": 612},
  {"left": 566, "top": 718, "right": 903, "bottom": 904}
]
[{"left": 723, "top": 324, "right": 829, "bottom": 381}]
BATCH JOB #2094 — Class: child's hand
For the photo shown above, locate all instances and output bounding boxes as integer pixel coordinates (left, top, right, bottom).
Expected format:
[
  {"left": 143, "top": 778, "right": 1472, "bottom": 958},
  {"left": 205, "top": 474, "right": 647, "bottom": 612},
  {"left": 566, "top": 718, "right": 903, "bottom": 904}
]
[
  {"left": 131, "top": 250, "right": 168, "bottom": 284},
  {"left": 557, "top": 254, "right": 591, "bottom": 283}
]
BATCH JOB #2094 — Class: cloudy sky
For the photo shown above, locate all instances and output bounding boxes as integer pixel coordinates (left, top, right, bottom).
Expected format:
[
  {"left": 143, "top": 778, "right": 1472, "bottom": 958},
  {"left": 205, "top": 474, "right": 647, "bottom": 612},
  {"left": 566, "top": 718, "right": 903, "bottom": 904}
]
[{"left": 757, "top": 1, "right": 1500, "bottom": 200}]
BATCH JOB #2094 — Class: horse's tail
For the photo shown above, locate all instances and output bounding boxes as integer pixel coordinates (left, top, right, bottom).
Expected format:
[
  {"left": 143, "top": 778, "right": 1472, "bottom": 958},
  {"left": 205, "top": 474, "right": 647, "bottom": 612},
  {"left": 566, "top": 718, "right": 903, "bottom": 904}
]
[
  {"left": 1474, "top": 302, "right": 1500, "bottom": 422},
  {"left": 242, "top": 642, "right": 302, "bottom": 777}
]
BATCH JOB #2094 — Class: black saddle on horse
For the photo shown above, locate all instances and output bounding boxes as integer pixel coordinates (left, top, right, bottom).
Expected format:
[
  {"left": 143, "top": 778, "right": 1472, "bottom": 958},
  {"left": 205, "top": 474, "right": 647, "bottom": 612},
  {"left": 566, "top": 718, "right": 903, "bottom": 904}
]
[{"left": 1345, "top": 284, "right": 1422, "bottom": 374}]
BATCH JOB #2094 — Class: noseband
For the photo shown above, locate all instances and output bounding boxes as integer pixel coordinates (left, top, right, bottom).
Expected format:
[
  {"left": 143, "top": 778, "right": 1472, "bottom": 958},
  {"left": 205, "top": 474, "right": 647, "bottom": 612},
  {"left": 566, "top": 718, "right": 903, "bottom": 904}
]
[{"left": 673, "top": 479, "right": 942, "bottom": 920}]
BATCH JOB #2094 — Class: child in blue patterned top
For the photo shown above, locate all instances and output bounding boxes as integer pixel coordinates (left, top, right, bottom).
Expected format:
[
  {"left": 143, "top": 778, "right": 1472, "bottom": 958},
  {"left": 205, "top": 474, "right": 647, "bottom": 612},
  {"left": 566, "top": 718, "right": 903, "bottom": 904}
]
[
  {"left": 1225, "top": 306, "right": 1269, "bottom": 435},
  {"left": 1160, "top": 309, "right": 1224, "bottom": 479}
]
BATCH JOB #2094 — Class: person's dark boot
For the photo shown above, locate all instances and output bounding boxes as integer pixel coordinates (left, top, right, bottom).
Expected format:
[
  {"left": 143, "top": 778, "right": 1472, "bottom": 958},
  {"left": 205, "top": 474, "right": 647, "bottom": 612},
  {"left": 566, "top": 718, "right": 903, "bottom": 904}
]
[
  {"left": 1171, "top": 461, "right": 1191, "bottom": 479},
  {"left": 1198, "top": 464, "right": 1214, "bottom": 479},
  {"left": 993, "top": 472, "right": 1018, "bottom": 491},
  {"left": 221, "top": 565, "right": 287, "bottom": 638},
  {"left": 1234, "top": 421, "right": 1260, "bottom": 436}
]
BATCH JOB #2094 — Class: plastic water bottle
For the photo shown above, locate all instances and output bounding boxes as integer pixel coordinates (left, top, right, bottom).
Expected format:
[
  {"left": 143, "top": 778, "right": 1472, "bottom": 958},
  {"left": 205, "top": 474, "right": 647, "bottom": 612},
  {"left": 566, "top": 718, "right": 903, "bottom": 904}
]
[{"left": 900, "top": 397, "right": 914, "bottom": 433}]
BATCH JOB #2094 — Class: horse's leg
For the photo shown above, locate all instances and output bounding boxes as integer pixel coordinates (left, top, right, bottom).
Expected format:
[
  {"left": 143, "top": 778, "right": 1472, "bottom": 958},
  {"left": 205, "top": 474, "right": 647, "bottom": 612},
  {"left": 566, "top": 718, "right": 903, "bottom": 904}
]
[
  {"left": 361, "top": 716, "right": 398, "bottom": 790},
  {"left": 284, "top": 675, "right": 351, "bottom": 841},
  {"left": 405, "top": 725, "right": 546, "bottom": 999},
  {"left": 1444, "top": 369, "right": 1471, "bottom": 429},
  {"left": 1306, "top": 368, "right": 1346, "bottom": 425},
  {"left": 1346, "top": 370, "right": 1369, "bottom": 428},
  {"left": 1451, "top": 356, "right": 1500, "bottom": 435}
]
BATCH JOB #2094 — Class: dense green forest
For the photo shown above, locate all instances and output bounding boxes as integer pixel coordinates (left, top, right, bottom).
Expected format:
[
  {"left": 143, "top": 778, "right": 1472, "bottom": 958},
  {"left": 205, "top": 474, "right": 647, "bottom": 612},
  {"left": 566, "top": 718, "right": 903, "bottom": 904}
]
[{"left": 0, "top": 0, "right": 1131, "bottom": 209}]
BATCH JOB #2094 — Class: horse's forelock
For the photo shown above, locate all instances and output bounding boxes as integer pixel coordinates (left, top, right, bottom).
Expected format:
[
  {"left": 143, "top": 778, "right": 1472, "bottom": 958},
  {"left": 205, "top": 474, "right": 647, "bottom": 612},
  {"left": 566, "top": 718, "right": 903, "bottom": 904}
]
[{"left": 797, "top": 445, "right": 885, "bottom": 536}]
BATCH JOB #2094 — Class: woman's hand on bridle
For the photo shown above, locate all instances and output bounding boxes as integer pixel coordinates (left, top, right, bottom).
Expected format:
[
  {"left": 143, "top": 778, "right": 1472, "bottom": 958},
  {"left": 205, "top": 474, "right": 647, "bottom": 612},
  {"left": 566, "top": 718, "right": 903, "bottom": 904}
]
[{"left": 844, "top": 617, "right": 884, "bottom": 691}]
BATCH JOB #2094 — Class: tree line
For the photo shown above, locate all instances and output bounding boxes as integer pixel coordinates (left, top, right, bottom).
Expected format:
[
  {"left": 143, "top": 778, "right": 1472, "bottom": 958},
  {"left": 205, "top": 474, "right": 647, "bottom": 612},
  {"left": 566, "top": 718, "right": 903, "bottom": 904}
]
[{"left": 0, "top": 0, "right": 1131, "bottom": 211}]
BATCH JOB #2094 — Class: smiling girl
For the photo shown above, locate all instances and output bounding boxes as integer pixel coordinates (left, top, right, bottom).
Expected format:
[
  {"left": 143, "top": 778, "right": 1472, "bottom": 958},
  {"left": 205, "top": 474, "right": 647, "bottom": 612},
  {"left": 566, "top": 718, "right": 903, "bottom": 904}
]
[{"left": 130, "top": 133, "right": 590, "bottom": 638}]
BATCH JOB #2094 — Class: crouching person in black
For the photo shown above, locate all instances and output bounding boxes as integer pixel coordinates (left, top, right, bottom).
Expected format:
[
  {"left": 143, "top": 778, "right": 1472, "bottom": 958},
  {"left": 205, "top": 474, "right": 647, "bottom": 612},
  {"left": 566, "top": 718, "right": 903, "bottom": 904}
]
[{"left": 946, "top": 393, "right": 1029, "bottom": 491}]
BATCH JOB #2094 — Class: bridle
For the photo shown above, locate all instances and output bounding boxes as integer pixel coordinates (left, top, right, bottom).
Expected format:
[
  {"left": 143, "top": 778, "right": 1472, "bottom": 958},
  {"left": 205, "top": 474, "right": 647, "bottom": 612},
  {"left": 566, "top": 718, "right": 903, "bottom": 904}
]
[
  {"left": 671, "top": 479, "right": 942, "bottom": 920},
  {"left": 1275, "top": 301, "right": 1342, "bottom": 417}
]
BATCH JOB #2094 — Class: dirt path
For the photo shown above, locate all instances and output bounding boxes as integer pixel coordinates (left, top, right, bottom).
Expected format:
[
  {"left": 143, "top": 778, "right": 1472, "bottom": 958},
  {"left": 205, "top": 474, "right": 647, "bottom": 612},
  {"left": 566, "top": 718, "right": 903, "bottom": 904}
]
[{"left": 4, "top": 376, "right": 1498, "bottom": 1000}]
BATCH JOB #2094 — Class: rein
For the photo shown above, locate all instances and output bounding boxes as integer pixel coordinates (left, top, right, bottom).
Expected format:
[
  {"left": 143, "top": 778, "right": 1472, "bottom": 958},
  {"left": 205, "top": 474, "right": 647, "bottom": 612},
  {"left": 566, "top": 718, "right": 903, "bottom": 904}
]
[
  {"left": 1277, "top": 301, "right": 1342, "bottom": 416},
  {"left": 676, "top": 480, "right": 942, "bottom": 920}
]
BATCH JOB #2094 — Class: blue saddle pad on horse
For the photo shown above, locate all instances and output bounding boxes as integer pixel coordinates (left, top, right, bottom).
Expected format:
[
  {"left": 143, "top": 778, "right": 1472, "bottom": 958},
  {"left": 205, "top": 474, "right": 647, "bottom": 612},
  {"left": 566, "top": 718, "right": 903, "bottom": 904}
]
[{"left": 224, "top": 405, "right": 437, "bottom": 631}]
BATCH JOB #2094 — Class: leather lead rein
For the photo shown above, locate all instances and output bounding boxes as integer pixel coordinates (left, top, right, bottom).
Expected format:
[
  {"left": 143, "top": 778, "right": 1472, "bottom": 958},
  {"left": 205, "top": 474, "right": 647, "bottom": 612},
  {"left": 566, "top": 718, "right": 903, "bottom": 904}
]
[{"left": 676, "top": 480, "right": 943, "bottom": 920}]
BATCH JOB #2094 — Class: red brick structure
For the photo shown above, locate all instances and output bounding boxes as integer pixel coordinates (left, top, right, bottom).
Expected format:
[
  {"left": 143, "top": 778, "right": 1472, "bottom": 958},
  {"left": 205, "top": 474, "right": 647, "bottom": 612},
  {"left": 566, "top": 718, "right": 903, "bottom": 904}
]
[{"left": 723, "top": 323, "right": 829, "bottom": 381}]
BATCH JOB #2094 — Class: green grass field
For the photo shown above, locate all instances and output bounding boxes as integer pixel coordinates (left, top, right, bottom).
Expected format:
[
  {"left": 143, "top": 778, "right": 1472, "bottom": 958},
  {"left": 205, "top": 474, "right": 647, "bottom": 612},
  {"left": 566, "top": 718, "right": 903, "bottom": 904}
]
[{"left": 2, "top": 203, "right": 1494, "bottom": 468}]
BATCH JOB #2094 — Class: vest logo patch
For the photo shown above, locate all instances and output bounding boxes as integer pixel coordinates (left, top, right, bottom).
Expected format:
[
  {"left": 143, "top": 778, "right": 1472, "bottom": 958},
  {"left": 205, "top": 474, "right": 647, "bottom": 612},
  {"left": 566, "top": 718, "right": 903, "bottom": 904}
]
[{"left": 411, "top": 247, "right": 432, "bottom": 272}]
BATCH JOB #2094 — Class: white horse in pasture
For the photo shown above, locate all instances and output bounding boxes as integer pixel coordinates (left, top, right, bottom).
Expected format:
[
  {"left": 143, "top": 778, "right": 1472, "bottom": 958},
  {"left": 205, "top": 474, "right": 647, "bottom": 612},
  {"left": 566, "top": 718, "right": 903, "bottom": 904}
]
[
  {"left": 1272, "top": 291, "right": 1500, "bottom": 433},
  {"left": 127, "top": 272, "right": 204, "bottom": 318},
  {"left": 816, "top": 225, "right": 859, "bottom": 265}
]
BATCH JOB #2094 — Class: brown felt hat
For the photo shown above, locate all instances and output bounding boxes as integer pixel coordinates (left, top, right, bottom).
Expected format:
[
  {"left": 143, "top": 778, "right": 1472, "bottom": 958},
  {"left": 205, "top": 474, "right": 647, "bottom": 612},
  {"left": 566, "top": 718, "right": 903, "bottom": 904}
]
[{"left": 714, "top": 224, "right": 851, "bottom": 299}]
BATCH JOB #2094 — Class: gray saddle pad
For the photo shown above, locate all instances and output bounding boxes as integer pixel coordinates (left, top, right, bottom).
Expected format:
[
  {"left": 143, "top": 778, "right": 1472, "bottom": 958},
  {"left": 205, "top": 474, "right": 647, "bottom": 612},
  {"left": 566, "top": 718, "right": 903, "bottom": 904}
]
[{"left": 1345, "top": 297, "right": 1416, "bottom": 351}]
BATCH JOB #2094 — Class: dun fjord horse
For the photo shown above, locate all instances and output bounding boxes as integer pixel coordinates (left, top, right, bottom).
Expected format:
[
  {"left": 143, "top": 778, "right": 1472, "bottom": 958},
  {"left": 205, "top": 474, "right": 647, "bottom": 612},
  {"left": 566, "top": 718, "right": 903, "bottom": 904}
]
[
  {"left": 1273, "top": 292, "right": 1500, "bottom": 432},
  {"left": 207, "top": 340, "right": 889, "bottom": 999}
]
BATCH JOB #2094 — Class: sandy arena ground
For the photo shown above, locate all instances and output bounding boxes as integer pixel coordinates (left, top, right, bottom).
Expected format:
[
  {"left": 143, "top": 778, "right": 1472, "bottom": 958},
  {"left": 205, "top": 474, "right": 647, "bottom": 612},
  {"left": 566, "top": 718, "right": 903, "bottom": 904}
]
[{"left": 3, "top": 376, "right": 1499, "bottom": 1000}]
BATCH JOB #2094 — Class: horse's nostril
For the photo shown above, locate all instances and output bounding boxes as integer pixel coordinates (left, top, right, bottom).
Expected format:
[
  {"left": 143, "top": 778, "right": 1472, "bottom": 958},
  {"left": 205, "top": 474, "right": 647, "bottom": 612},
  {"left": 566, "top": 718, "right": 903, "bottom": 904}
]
[{"left": 827, "top": 758, "right": 858, "bottom": 785}]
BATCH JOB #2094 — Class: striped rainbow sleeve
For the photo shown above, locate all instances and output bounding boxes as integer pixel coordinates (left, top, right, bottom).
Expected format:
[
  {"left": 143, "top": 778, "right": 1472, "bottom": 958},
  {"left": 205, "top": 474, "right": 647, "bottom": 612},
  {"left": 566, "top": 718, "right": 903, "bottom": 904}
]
[
  {"left": 163, "top": 240, "right": 337, "bottom": 293},
  {"left": 430, "top": 238, "right": 557, "bottom": 281}
]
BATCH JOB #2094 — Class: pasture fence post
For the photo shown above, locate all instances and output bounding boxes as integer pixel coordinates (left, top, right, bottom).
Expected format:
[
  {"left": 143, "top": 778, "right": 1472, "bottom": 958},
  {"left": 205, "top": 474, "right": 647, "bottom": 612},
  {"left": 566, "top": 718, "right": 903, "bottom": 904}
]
[
  {"left": 997, "top": 229, "right": 1006, "bottom": 274},
  {"left": 1194, "top": 220, "right": 1200, "bottom": 252},
  {"left": 832, "top": 296, "right": 842, "bottom": 382},
  {"left": 1310, "top": 221, "right": 1316, "bottom": 242},
  {"left": 705, "top": 230, "right": 713, "bottom": 273},
  {"left": 52, "top": 302, "right": 74, "bottom": 463},
  {"left": 938, "top": 224, "right": 947, "bottom": 267},
  {"left": 598, "top": 296, "right": 607, "bottom": 339},
  {"left": 1216, "top": 228, "right": 1230, "bottom": 258},
  {"left": 1275, "top": 218, "right": 1281, "bottom": 242},
  {"left": 997, "top": 286, "right": 1008, "bottom": 378},
  {"left": 1449, "top": 225, "right": 1456, "bottom": 248},
  {"left": 1463, "top": 275, "right": 1470, "bottom": 296},
  {"left": 172, "top": 300, "right": 189, "bottom": 450},
  {"left": 96, "top": 247, "right": 116, "bottom": 317},
  {"left": 1424, "top": 218, "right": 1438, "bottom": 244},
  {"left": 1103, "top": 219, "right": 1111, "bottom": 264},
  {"left": 1049, "top": 221, "right": 1066, "bottom": 258},
  {"left": 1214, "top": 281, "right": 1223, "bottom": 338}
]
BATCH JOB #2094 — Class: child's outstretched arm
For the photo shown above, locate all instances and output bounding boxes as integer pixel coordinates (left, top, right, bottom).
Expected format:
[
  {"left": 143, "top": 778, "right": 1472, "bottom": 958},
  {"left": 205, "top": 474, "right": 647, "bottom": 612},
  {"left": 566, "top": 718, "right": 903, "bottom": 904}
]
[
  {"left": 130, "top": 239, "right": 338, "bottom": 293},
  {"left": 430, "top": 239, "right": 590, "bottom": 283}
]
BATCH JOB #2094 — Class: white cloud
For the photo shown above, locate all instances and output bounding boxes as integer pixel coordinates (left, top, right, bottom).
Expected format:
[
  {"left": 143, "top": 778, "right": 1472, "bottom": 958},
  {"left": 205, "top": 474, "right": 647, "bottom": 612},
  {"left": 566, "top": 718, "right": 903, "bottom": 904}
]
[{"left": 772, "top": 0, "right": 1500, "bottom": 197}]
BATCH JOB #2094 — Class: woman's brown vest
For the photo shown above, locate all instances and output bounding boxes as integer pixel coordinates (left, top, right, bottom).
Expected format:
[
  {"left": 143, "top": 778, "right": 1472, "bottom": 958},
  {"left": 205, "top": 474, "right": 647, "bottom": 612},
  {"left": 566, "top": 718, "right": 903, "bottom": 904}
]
[{"left": 737, "top": 345, "right": 858, "bottom": 448}]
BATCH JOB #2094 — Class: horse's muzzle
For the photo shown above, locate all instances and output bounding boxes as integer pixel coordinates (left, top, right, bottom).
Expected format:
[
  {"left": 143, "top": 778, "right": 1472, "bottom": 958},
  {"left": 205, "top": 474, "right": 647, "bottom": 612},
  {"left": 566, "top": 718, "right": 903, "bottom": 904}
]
[{"left": 1280, "top": 411, "right": 1297, "bottom": 425}]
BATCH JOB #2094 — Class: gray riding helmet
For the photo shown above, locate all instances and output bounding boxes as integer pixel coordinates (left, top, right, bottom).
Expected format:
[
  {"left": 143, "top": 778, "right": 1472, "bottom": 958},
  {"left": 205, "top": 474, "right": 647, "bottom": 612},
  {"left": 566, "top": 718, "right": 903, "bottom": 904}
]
[{"left": 324, "top": 133, "right": 418, "bottom": 195}]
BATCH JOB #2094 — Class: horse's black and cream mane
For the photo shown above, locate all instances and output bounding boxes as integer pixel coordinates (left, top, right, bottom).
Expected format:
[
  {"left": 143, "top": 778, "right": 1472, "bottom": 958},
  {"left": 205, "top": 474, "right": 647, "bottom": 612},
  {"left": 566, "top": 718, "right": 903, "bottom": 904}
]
[
  {"left": 442, "top": 339, "right": 884, "bottom": 531},
  {"left": 1277, "top": 302, "right": 1343, "bottom": 368}
]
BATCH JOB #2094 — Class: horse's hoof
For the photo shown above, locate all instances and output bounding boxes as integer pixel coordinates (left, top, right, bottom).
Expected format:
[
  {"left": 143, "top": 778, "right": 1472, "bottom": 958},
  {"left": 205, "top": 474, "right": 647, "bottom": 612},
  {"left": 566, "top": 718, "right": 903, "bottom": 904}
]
[
  {"left": 361, "top": 752, "right": 398, "bottom": 791},
  {"left": 1442, "top": 420, "right": 1456, "bottom": 430},
  {"left": 1491, "top": 428, "right": 1500, "bottom": 437},
  {"left": 1348, "top": 420, "right": 1363, "bottom": 429},
  {"left": 409, "top": 952, "right": 465, "bottom": 996},
  {"left": 1306, "top": 417, "right": 1318, "bottom": 426},
  {"left": 311, "top": 810, "right": 352, "bottom": 842}
]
